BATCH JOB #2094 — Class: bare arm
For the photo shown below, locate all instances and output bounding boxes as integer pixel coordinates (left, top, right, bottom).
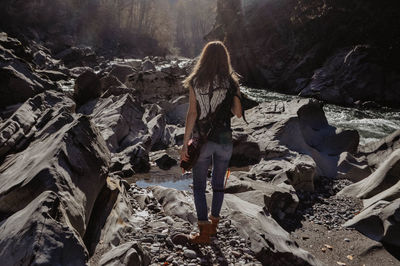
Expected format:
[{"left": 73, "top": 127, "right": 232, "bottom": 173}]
[
  {"left": 181, "top": 85, "right": 197, "bottom": 161},
  {"left": 231, "top": 85, "right": 243, "bottom": 118}
]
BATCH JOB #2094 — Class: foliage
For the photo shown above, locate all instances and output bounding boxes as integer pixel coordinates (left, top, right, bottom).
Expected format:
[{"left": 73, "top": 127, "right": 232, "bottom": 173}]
[{"left": 0, "top": 0, "right": 216, "bottom": 57}]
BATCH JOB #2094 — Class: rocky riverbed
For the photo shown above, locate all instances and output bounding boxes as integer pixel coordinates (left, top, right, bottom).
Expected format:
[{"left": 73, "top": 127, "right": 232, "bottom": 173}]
[{"left": 1, "top": 31, "right": 400, "bottom": 266}]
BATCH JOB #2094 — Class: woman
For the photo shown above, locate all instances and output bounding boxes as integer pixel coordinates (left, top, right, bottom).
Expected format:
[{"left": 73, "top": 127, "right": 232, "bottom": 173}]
[{"left": 180, "top": 41, "right": 243, "bottom": 244}]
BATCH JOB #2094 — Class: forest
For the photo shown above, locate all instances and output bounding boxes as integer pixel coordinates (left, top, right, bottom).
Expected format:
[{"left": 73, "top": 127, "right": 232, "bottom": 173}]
[{"left": 0, "top": 0, "right": 216, "bottom": 57}]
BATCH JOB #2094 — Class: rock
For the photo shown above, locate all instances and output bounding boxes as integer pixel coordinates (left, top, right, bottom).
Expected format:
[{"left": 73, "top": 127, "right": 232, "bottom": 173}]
[
  {"left": 338, "top": 149, "right": 400, "bottom": 200},
  {"left": 36, "top": 69, "right": 68, "bottom": 81},
  {"left": 55, "top": 46, "right": 97, "bottom": 68},
  {"left": 0, "top": 43, "right": 55, "bottom": 108},
  {"left": 0, "top": 32, "right": 32, "bottom": 61},
  {"left": 149, "top": 186, "right": 197, "bottom": 224},
  {"left": 131, "top": 193, "right": 151, "bottom": 210},
  {"left": 344, "top": 199, "right": 400, "bottom": 248},
  {"left": 142, "top": 59, "right": 156, "bottom": 72},
  {"left": 101, "top": 85, "right": 137, "bottom": 99},
  {"left": 85, "top": 175, "right": 140, "bottom": 255},
  {"left": 100, "top": 74, "right": 124, "bottom": 91},
  {"left": 78, "top": 92, "right": 170, "bottom": 175},
  {"left": 231, "top": 99, "right": 359, "bottom": 191},
  {"left": 224, "top": 174, "right": 299, "bottom": 219},
  {"left": 162, "top": 125, "right": 185, "bottom": 147},
  {"left": 127, "top": 63, "right": 188, "bottom": 102},
  {"left": 0, "top": 191, "right": 87, "bottom": 265},
  {"left": 220, "top": 194, "right": 321, "bottom": 265},
  {"left": 78, "top": 93, "right": 146, "bottom": 152},
  {"left": 99, "top": 241, "right": 150, "bottom": 266},
  {"left": 165, "top": 96, "right": 189, "bottom": 126},
  {"left": 110, "top": 143, "right": 150, "bottom": 175},
  {"left": 73, "top": 70, "right": 102, "bottom": 105},
  {"left": 0, "top": 91, "right": 117, "bottom": 264},
  {"left": 337, "top": 152, "right": 372, "bottom": 182},
  {"left": 359, "top": 129, "right": 400, "bottom": 169},
  {"left": 298, "top": 46, "right": 396, "bottom": 106},
  {"left": 147, "top": 114, "right": 167, "bottom": 150},
  {"left": 153, "top": 152, "right": 177, "bottom": 170},
  {"left": 0, "top": 91, "right": 75, "bottom": 158},
  {"left": 109, "top": 64, "right": 136, "bottom": 84},
  {"left": 339, "top": 149, "right": 400, "bottom": 248},
  {"left": 69, "top": 66, "right": 94, "bottom": 78},
  {"left": 252, "top": 156, "right": 316, "bottom": 192},
  {"left": 0, "top": 101, "right": 110, "bottom": 237},
  {"left": 183, "top": 249, "right": 197, "bottom": 259},
  {"left": 33, "top": 50, "right": 49, "bottom": 67}
]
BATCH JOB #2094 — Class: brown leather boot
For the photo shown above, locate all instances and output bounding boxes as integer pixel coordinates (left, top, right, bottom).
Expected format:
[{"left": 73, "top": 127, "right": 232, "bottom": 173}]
[
  {"left": 209, "top": 215, "right": 220, "bottom": 236},
  {"left": 188, "top": 220, "right": 213, "bottom": 244}
]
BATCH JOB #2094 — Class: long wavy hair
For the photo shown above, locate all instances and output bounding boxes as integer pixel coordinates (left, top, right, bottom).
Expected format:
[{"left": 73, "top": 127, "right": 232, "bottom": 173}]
[{"left": 183, "top": 41, "right": 239, "bottom": 89}]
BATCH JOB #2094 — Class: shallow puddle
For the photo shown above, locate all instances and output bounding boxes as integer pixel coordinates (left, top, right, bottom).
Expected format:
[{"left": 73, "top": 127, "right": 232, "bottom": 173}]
[
  {"left": 127, "top": 161, "right": 250, "bottom": 191},
  {"left": 126, "top": 165, "right": 193, "bottom": 191}
]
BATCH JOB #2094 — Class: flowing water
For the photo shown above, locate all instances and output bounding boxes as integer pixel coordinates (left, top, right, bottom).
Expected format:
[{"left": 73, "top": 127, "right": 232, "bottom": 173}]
[{"left": 241, "top": 87, "right": 400, "bottom": 145}]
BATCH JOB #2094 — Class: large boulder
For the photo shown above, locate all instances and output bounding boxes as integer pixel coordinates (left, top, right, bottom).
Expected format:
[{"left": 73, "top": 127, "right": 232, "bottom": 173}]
[
  {"left": 298, "top": 45, "right": 400, "bottom": 106},
  {"left": 126, "top": 59, "right": 191, "bottom": 102},
  {"left": 150, "top": 186, "right": 197, "bottom": 224},
  {"left": 0, "top": 91, "right": 75, "bottom": 158},
  {"left": 0, "top": 32, "right": 32, "bottom": 61},
  {"left": 343, "top": 199, "right": 400, "bottom": 248},
  {"left": 337, "top": 152, "right": 372, "bottom": 182},
  {"left": 359, "top": 129, "right": 400, "bottom": 169},
  {"left": 55, "top": 46, "right": 97, "bottom": 68},
  {"left": 0, "top": 91, "right": 112, "bottom": 264},
  {"left": 222, "top": 194, "right": 321, "bottom": 265},
  {"left": 87, "top": 176, "right": 151, "bottom": 265},
  {"left": 224, "top": 174, "right": 299, "bottom": 220},
  {"left": 164, "top": 96, "right": 189, "bottom": 126},
  {"left": 109, "top": 64, "right": 136, "bottom": 84},
  {"left": 78, "top": 93, "right": 157, "bottom": 176},
  {"left": 0, "top": 191, "right": 88, "bottom": 265},
  {"left": 79, "top": 93, "right": 146, "bottom": 153},
  {"left": 231, "top": 99, "right": 359, "bottom": 191},
  {"left": 0, "top": 38, "right": 55, "bottom": 108},
  {"left": 338, "top": 149, "right": 400, "bottom": 200},
  {"left": 99, "top": 241, "right": 150, "bottom": 266},
  {"left": 339, "top": 149, "right": 400, "bottom": 248},
  {"left": 73, "top": 70, "right": 102, "bottom": 105}
]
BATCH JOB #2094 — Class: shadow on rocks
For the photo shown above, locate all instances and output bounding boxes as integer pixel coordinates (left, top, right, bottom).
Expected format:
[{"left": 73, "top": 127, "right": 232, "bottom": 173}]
[{"left": 278, "top": 176, "right": 352, "bottom": 232}]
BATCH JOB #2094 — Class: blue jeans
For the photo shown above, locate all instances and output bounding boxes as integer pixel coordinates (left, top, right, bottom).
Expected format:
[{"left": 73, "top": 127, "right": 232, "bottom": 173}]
[{"left": 192, "top": 141, "right": 233, "bottom": 221}]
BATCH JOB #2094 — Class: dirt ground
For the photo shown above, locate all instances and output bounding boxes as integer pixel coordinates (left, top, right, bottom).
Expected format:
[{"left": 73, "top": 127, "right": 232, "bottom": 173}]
[{"left": 292, "top": 220, "right": 400, "bottom": 266}]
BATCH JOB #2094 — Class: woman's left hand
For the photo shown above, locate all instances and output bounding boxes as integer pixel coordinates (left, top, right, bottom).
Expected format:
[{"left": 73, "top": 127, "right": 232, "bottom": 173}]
[{"left": 180, "top": 144, "right": 189, "bottom": 162}]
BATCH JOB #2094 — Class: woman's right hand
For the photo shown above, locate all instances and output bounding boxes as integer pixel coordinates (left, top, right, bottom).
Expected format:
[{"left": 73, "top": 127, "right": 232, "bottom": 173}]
[{"left": 180, "top": 144, "right": 189, "bottom": 162}]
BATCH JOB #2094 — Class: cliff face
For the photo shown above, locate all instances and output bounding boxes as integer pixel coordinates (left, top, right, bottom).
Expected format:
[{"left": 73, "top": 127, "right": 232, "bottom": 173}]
[{"left": 207, "top": 0, "right": 400, "bottom": 107}]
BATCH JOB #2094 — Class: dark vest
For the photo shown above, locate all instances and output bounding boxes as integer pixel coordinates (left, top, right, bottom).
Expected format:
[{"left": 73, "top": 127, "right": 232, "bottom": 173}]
[{"left": 192, "top": 77, "right": 237, "bottom": 144}]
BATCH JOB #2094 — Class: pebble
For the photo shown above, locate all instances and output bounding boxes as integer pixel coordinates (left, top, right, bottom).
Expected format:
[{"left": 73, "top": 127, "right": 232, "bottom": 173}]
[
  {"left": 183, "top": 249, "right": 197, "bottom": 259},
  {"left": 344, "top": 238, "right": 350, "bottom": 242},
  {"left": 124, "top": 185, "right": 261, "bottom": 265},
  {"left": 232, "top": 250, "right": 241, "bottom": 258},
  {"left": 281, "top": 177, "right": 363, "bottom": 231}
]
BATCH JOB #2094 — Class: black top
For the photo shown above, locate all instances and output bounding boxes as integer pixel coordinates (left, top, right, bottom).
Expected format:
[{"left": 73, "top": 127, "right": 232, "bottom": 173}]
[{"left": 191, "top": 77, "right": 238, "bottom": 144}]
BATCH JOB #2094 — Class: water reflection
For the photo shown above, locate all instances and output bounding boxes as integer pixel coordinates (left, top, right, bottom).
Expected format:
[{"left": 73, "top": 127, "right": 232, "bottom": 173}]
[{"left": 126, "top": 165, "right": 193, "bottom": 191}]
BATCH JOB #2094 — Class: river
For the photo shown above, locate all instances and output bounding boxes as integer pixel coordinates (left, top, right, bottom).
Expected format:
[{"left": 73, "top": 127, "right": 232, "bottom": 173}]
[{"left": 241, "top": 87, "right": 400, "bottom": 146}]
